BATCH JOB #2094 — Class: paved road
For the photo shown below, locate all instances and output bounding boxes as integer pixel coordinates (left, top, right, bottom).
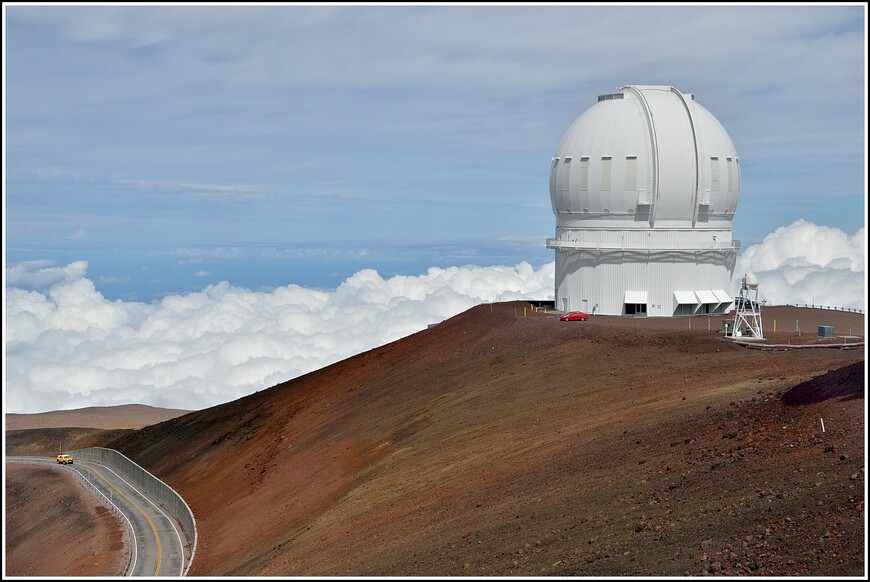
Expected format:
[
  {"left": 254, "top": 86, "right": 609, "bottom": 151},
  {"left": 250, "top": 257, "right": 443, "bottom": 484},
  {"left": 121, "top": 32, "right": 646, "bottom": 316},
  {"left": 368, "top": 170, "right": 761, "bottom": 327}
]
[{"left": 6, "top": 456, "right": 188, "bottom": 576}]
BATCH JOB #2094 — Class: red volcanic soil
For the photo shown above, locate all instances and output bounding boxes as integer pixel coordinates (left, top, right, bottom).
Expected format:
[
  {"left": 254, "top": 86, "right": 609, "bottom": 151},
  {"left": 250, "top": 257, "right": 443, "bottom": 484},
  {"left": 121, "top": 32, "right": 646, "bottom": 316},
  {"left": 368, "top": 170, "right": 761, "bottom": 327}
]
[
  {"left": 5, "top": 464, "right": 127, "bottom": 577},
  {"left": 6, "top": 303, "right": 865, "bottom": 576},
  {"left": 4, "top": 403, "right": 191, "bottom": 458},
  {"left": 4, "top": 427, "right": 134, "bottom": 458},
  {"left": 91, "top": 302, "right": 865, "bottom": 577}
]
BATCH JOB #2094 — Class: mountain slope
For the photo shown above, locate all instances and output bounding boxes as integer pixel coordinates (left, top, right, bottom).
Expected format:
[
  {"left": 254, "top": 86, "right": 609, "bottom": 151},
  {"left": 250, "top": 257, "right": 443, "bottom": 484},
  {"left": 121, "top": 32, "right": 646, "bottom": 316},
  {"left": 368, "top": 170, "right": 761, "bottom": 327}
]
[
  {"left": 103, "top": 302, "right": 865, "bottom": 576},
  {"left": 6, "top": 404, "right": 192, "bottom": 431},
  {"left": 5, "top": 464, "right": 127, "bottom": 576}
]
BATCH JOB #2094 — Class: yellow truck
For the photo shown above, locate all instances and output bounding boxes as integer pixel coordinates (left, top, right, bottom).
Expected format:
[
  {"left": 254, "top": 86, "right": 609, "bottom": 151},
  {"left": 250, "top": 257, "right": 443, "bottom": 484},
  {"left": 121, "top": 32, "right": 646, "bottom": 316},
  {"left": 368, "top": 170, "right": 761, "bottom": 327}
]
[{"left": 56, "top": 454, "right": 74, "bottom": 465}]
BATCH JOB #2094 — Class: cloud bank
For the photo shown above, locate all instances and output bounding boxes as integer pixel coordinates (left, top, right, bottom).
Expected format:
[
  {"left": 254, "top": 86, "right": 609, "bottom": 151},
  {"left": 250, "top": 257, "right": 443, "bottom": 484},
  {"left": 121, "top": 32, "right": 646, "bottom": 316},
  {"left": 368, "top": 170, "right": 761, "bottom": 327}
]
[
  {"left": 5, "top": 261, "right": 554, "bottom": 414},
  {"left": 5, "top": 221, "right": 864, "bottom": 414},
  {"left": 736, "top": 220, "right": 865, "bottom": 310}
]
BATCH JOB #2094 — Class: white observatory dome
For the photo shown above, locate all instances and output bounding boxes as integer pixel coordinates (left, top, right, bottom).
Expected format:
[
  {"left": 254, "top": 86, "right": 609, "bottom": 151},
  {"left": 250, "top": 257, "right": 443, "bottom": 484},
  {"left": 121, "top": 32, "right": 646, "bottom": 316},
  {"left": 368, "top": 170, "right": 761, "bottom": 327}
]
[
  {"left": 547, "top": 85, "right": 742, "bottom": 318},
  {"left": 549, "top": 85, "right": 740, "bottom": 230}
]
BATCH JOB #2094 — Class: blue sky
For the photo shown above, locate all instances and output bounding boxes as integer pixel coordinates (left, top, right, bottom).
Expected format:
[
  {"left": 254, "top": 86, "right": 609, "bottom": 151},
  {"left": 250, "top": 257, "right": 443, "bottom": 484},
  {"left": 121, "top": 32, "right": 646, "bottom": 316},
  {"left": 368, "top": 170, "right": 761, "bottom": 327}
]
[
  {"left": 2, "top": 4, "right": 867, "bottom": 414},
  {"left": 5, "top": 4, "right": 866, "bottom": 301}
]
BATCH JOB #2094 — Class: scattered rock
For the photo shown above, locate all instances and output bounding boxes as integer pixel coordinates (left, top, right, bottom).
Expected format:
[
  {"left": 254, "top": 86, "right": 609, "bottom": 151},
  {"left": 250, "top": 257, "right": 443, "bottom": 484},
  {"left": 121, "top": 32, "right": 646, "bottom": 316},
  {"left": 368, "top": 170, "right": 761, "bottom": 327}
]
[{"left": 709, "top": 561, "right": 722, "bottom": 572}]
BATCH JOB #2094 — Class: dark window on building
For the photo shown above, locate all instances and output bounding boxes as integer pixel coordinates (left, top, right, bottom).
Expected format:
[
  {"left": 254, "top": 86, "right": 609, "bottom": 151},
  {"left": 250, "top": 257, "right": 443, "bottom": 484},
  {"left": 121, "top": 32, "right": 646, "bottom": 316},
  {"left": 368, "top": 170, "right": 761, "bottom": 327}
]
[{"left": 625, "top": 303, "right": 647, "bottom": 315}]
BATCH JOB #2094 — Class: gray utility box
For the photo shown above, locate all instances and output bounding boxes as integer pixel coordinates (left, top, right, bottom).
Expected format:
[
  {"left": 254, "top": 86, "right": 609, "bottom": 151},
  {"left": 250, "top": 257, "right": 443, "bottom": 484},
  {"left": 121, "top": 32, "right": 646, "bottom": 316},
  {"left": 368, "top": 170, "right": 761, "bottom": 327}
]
[{"left": 818, "top": 325, "right": 835, "bottom": 338}]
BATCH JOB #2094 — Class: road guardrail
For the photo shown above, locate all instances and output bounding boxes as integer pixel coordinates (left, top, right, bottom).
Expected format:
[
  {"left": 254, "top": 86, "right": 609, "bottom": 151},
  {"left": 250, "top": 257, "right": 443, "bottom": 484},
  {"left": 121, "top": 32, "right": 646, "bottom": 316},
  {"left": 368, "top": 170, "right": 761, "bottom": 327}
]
[{"left": 69, "top": 447, "right": 197, "bottom": 575}]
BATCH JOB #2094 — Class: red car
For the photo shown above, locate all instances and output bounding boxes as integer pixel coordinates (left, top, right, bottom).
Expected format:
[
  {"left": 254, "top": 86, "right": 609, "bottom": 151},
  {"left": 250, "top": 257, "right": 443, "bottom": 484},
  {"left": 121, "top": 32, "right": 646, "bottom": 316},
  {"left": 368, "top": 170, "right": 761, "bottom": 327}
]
[{"left": 559, "top": 311, "right": 588, "bottom": 321}]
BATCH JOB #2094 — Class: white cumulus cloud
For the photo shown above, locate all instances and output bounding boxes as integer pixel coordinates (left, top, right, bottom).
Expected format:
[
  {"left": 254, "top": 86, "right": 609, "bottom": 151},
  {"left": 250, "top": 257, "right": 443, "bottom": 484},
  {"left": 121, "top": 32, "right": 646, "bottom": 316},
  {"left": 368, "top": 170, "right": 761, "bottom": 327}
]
[
  {"left": 735, "top": 220, "right": 865, "bottom": 310},
  {"left": 5, "top": 222, "right": 864, "bottom": 414},
  {"left": 5, "top": 260, "right": 89, "bottom": 290},
  {"left": 4, "top": 261, "right": 555, "bottom": 413}
]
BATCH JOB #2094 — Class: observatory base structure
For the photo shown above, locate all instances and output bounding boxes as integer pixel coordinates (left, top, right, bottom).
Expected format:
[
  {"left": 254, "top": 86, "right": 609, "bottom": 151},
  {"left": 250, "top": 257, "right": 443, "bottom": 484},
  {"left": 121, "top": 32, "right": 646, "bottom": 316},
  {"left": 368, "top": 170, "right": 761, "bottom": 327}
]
[
  {"left": 547, "top": 85, "right": 742, "bottom": 317},
  {"left": 552, "top": 233, "right": 737, "bottom": 317}
]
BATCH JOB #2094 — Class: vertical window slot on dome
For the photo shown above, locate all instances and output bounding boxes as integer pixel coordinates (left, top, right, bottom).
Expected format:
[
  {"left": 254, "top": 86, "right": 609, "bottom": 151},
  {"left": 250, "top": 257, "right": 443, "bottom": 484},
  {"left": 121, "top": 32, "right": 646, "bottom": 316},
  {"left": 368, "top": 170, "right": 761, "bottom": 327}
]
[
  {"left": 726, "top": 157, "right": 733, "bottom": 192},
  {"left": 579, "top": 157, "right": 589, "bottom": 192},
  {"left": 562, "top": 158, "right": 572, "bottom": 194},
  {"left": 625, "top": 156, "right": 637, "bottom": 192},
  {"left": 601, "top": 156, "right": 612, "bottom": 191},
  {"left": 550, "top": 158, "right": 559, "bottom": 197},
  {"left": 735, "top": 158, "right": 741, "bottom": 194},
  {"left": 710, "top": 157, "right": 720, "bottom": 192}
]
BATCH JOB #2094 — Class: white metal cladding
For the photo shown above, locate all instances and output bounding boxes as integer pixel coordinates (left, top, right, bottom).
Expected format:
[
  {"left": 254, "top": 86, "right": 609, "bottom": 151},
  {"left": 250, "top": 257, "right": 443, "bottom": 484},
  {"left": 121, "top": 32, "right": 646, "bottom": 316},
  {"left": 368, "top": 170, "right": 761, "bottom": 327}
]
[
  {"left": 549, "top": 85, "right": 740, "bottom": 317},
  {"left": 639, "top": 88, "right": 696, "bottom": 225},
  {"left": 547, "top": 227, "right": 735, "bottom": 250},
  {"left": 554, "top": 249, "right": 735, "bottom": 317}
]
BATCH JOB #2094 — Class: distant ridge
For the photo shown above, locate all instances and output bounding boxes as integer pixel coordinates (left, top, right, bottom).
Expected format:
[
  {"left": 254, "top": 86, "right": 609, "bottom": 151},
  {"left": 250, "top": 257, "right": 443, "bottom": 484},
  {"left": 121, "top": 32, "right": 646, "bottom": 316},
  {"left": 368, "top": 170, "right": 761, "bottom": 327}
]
[{"left": 5, "top": 403, "right": 193, "bottom": 430}]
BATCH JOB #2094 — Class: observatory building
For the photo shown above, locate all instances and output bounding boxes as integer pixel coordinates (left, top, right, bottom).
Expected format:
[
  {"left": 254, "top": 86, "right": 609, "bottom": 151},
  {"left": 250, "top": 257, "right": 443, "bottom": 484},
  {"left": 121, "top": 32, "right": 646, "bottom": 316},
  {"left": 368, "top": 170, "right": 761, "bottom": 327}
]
[{"left": 547, "top": 85, "right": 740, "bottom": 317}]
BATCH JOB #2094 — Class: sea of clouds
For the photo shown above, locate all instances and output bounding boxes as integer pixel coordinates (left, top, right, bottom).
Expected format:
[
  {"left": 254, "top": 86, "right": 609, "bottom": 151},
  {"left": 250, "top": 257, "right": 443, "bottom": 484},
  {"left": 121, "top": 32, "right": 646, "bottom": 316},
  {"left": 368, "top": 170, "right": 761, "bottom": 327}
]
[
  {"left": 5, "top": 261, "right": 554, "bottom": 414},
  {"left": 5, "top": 220, "right": 865, "bottom": 414}
]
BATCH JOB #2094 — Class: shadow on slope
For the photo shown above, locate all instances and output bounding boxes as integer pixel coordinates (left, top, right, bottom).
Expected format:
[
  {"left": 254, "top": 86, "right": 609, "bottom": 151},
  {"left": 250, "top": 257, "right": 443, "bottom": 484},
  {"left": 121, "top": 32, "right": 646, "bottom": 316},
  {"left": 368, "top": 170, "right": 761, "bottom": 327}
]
[{"left": 780, "top": 361, "right": 865, "bottom": 406}]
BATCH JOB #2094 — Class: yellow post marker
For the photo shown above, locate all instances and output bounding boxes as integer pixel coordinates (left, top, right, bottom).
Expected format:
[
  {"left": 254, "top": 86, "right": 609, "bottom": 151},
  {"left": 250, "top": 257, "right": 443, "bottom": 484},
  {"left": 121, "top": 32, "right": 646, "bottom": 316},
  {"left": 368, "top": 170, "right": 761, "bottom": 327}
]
[
  {"left": 524, "top": 307, "right": 527, "bottom": 317},
  {"left": 773, "top": 319, "right": 776, "bottom": 333}
]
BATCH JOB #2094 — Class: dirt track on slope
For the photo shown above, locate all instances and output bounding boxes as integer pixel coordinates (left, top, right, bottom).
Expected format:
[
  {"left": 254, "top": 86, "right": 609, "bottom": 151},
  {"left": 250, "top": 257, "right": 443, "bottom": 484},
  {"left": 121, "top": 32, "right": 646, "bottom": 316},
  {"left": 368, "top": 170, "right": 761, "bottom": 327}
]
[{"left": 5, "top": 303, "right": 865, "bottom": 576}]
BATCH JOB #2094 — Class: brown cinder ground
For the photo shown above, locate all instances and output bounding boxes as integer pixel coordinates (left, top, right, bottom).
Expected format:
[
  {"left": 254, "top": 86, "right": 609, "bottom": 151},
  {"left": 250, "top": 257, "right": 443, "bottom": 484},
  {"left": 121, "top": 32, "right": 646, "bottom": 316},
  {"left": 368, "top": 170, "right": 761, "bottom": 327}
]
[
  {"left": 5, "top": 303, "right": 865, "bottom": 576},
  {"left": 5, "top": 404, "right": 190, "bottom": 458},
  {"left": 4, "top": 464, "right": 127, "bottom": 577}
]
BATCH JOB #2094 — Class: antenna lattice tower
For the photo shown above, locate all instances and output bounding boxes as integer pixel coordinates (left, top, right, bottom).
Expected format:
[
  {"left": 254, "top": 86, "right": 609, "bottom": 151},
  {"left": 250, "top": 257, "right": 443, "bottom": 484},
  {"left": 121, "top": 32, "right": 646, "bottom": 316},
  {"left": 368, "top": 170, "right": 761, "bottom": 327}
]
[{"left": 730, "top": 274, "right": 764, "bottom": 340}]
